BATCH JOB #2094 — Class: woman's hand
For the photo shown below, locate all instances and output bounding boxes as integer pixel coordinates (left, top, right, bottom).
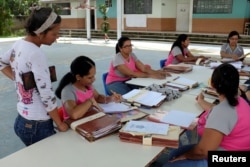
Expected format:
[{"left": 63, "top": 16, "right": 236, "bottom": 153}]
[
  {"left": 90, "top": 98, "right": 104, "bottom": 112},
  {"left": 168, "top": 154, "right": 187, "bottom": 163},
  {"left": 57, "top": 122, "right": 69, "bottom": 132},
  {"left": 110, "top": 91, "right": 123, "bottom": 103},
  {"left": 196, "top": 92, "right": 205, "bottom": 103},
  {"left": 150, "top": 70, "right": 170, "bottom": 79}
]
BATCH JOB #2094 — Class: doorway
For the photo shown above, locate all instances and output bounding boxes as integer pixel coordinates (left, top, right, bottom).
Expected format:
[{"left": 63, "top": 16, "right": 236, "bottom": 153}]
[{"left": 176, "top": 3, "right": 190, "bottom": 32}]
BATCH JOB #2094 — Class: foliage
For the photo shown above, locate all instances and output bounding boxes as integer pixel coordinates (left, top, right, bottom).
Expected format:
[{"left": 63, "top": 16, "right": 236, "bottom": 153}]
[
  {"left": 99, "top": 4, "right": 110, "bottom": 34},
  {"left": 0, "top": 0, "right": 38, "bottom": 36}
]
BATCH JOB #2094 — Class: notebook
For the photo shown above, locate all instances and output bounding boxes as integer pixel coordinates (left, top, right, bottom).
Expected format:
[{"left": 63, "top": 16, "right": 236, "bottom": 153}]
[{"left": 163, "top": 64, "right": 193, "bottom": 73}]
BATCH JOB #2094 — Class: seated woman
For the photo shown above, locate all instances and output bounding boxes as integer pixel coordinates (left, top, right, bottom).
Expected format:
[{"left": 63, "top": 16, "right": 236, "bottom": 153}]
[
  {"left": 165, "top": 34, "right": 205, "bottom": 66},
  {"left": 55, "top": 56, "right": 122, "bottom": 120},
  {"left": 158, "top": 63, "right": 250, "bottom": 167},
  {"left": 239, "top": 79, "right": 250, "bottom": 105},
  {"left": 106, "top": 36, "right": 169, "bottom": 95},
  {"left": 220, "top": 30, "right": 244, "bottom": 61}
]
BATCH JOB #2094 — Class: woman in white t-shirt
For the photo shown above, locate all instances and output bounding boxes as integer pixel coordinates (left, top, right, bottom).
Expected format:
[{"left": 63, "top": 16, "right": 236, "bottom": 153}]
[{"left": 0, "top": 6, "right": 68, "bottom": 146}]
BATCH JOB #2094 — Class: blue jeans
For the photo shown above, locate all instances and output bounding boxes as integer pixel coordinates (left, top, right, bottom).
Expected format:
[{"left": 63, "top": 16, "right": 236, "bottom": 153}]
[
  {"left": 162, "top": 144, "right": 207, "bottom": 167},
  {"left": 107, "top": 81, "right": 141, "bottom": 95},
  {"left": 14, "top": 114, "right": 56, "bottom": 146}
]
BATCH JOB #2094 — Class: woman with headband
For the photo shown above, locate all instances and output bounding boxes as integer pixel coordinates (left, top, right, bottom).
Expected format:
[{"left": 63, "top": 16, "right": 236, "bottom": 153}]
[{"left": 0, "top": 7, "right": 68, "bottom": 146}]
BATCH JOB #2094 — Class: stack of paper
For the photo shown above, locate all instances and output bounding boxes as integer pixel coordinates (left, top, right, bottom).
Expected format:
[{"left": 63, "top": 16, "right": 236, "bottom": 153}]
[
  {"left": 122, "top": 89, "right": 166, "bottom": 107},
  {"left": 148, "top": 110, "right": 198, "bottom": 130},
  {"left": 166, "top": 76, "right": 199, "bottom": 90}
]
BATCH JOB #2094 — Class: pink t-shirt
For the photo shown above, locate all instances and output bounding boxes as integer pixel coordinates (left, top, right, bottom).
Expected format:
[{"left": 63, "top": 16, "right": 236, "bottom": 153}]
[
  {"left": 165, "top": 47, "right": 188, "bottom": 66},
  {"left": 106, "top": 53, "right": 138, "bottom": 84},
  {"left": 204, "top": 97, "right": 250, "bottom": 150},
  {"left": 61, "top": 84, "right": 94, "bottom": 120}
]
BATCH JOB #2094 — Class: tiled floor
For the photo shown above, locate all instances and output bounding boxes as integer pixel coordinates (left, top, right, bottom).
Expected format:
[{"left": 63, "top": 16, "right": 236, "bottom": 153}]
[{"left": 0, "top": 37, "right": 249, "bottom": 159}]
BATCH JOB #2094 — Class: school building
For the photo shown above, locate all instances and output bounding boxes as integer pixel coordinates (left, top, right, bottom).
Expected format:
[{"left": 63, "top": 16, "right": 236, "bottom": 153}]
[{"left": 40, "top": 0, "right": 250, "bottom": 35}]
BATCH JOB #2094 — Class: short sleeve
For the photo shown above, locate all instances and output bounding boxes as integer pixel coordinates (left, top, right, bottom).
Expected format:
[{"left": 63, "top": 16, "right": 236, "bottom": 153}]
[
  {"left": 172, "top": 47, "right": 182, "bottom": 57},
  {"left": 61, "top": 85, "right": 77, "bottom": 104},
  {"left": 205, "top": 101, "right": 237, "bottom": 135},
  {"left": 0, "top": 48, "right": 13, "bottom": 70},
  {"left": 113, "top": 53, "right": 125, "bottom": 67},
  {"left": 220, "top": 44, "right": 227, "bottom": 52}
]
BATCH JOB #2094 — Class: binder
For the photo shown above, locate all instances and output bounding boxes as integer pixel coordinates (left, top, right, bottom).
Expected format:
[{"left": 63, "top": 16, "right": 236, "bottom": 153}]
[
  {"left": 119, "top": 123, "right": 180, "bottom": 148},
  {"left": 163, "top": 64, "right": 193, "bottom": 73},
  {"left": 65, "top": 107, "right": 122, "bottom": 142}
]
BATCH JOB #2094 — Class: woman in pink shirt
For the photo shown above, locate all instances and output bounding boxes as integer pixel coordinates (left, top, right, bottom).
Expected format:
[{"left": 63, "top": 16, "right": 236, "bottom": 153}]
[
  {"left": 165, "top": 34, "right": 205, "bottom": 66},
  {"left": 152, "top": 63, "right": 250, "bottom": 167},
  {"left": 55, "top": 56, "right": 122, "bottom": 120},
  {"left": 106, "top": 36, "right": 169, "bottom": 95}
]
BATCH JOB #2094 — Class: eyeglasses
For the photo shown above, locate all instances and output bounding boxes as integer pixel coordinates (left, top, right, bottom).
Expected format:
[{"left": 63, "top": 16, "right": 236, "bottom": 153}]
[
  {"left": 122, "top": 44, "right": 133, "bottom": 48},
  {"left": 229, "top": 38, "right": 238, "bottom": 41}
]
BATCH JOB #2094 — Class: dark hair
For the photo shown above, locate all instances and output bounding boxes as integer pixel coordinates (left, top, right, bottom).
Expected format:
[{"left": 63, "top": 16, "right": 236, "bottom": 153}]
[
  {"left": 115, "top": 36, "right": 131, "bottom": 53},
  {"left": 55, "top": 56, "right": 95, "bottom": 99},
  {"left": 25, "top": 7, "right": 61, "bottom": 36},
  {"left": 170, "top": 34, "right": 188, "bottom": 56},
  {"left": 226, "top": 31, "right": 240, "bottom": 43},
  {"left": 211, "top": 63, "right": 239, "bottom": 106}
]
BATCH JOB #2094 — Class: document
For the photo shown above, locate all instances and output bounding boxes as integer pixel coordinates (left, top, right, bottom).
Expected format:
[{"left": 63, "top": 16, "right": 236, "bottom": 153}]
[
  {"left": 161, "top": 110, "right": 197, "bottom": 128},
  {"left": 98, "top": 102, "right": 136, "bottom": 113},
  {"left": 169, "top": 76, "right": 199, "bottom": 89},
  {"left": 124, "top": 120, "right": 169, "bottom": 135}
]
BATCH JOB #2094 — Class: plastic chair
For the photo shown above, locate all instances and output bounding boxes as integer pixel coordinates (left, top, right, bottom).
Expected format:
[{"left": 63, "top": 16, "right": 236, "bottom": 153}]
[
  {"left": 160, "top": 59, "right": 167, "bottom": 68},
  {"left": 102, "top": 72, "right": 111, "bottom": 96}
]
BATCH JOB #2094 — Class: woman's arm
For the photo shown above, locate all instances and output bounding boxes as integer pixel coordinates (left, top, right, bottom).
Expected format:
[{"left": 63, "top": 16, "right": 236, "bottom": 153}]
[
  {"left": 220, "top": 51, "right": 239, "bottom": 60},
  {"left": 176, "top": 52, "right": 198, "bottom": 62},
  {"left": 64, "top": 99, "right": 93, "bottom": 120},
  {"left": 1, "top": 66, "right": 14, "bottom": 80},
  {"left": 185, "top": 128, "right": 223, "bottom": 159},
  {"left": 196, "top": 92, "right": 215, "bottom": 111}
]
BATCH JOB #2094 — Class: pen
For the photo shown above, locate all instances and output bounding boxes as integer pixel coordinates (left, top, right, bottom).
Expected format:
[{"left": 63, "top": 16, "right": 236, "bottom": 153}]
[
  {"left": 173, "top": 76, "right": 180, "bottom": 81},
  {"left": 111, "top": 90, "right": 123, "bottom": 101}
]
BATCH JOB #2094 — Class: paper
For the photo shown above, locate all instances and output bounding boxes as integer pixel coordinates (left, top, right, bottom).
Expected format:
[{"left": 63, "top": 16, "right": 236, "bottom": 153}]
[
  {"left": 124, "top": 120, "right": 169, "bottom": 135},
  {"left": 161, "top": 110, "right": 197, "bottom": 128},
  {"left": 126, "top": 15, "right": 147, "bottom": 27},
  {"left": 122, "top": 89, "right": 166, "bottom": 107},
  {"left": 98, "top": 102, "right": 136, "bottom": 113},
  {"left": 171, "top": 77, "right": 198, "bottom": 88}
]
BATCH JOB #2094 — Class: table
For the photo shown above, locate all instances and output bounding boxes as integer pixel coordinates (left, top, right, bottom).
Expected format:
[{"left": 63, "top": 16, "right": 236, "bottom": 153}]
[
  {"left": 0, "top": 130, "right": 165, "bottom": 167},
  {"left": 126, "top": 65, "right": 213, "bottom": 96},
  {"left": 0, "top": 67, "right": 213, "bottom": 167}
]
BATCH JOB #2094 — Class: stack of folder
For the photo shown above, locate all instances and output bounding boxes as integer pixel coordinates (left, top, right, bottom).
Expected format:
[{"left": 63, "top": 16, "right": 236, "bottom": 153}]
[
  {"left": 65, "top": 107, "right": 122, "bottom": 142},
  {"left": 119, "top": 120, "right": 181, "bottom": 148}
]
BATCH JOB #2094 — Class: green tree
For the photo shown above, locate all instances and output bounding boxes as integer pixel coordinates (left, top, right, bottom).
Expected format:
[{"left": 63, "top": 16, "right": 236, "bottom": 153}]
[
  {"left": 0, "top": 0, "right": 38, "bottom": 36},
  {"left": 99, "top": 4, "right": 110, "bottom": 35}
]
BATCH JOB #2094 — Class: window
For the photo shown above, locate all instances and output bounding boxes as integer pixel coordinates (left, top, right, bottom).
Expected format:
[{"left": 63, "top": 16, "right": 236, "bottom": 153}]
[
  {"left": 44, "top": 3, "right": 71, "bottom": 15},
  {"left": 193, "top": 0, "right": 233, "bottom": 14},
  {"left": 105, "top": 0, "right": 112, "bottom": 7},
  {"left": 124, "top": 0, "right": 152, "bottom": 14}
]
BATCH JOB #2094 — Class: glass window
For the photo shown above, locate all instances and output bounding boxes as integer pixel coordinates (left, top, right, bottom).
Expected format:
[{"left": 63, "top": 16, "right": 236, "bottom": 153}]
[
  {"left": 124, "top": 0, "right": 152, "bottom": 14},
  {"left": 105, "top": 0, "right": 112, "bottom": 7},
  {"left": 193, "top": 0, "right": 233, "bottom": 14},
  {"left": 44, "top": 3, "right": 71, "bottom": 15}
]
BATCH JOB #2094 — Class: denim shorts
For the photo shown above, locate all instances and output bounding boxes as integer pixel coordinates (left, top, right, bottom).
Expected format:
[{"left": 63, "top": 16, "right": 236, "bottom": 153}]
[{"left": 14, "top": 114, "right": 56, "bottom": 146}]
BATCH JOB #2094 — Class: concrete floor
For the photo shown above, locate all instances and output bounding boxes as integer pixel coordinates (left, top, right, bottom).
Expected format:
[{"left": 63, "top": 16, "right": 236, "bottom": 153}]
[{"left": 0, "top": 37, "right": 249, "bottom": 159}]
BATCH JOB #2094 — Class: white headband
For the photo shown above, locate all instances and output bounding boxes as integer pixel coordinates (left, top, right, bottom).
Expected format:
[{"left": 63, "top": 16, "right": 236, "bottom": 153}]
[{"left": 34, "top": 12, "right": 58, "bottom": 35}]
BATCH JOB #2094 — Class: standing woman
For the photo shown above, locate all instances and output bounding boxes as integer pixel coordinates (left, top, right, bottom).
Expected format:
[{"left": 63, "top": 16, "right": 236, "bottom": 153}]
[
  {"left": 165, "top": 34, "right": 205, "bottom": 66},
  {"left": 0, "top": 7, "right": 68, "bottom": 146},
  {"left": 220, "top": 30, "right": 244, "bottom": 60},
  {"left": 106, "top": 36, "right": 168, "bottom": 95}
]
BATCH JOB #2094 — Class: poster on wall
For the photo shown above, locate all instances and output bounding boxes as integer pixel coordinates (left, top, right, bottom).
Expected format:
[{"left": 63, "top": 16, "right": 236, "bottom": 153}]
[{"left": 126, "top": 15, "right": 147, "bottom": 27}]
